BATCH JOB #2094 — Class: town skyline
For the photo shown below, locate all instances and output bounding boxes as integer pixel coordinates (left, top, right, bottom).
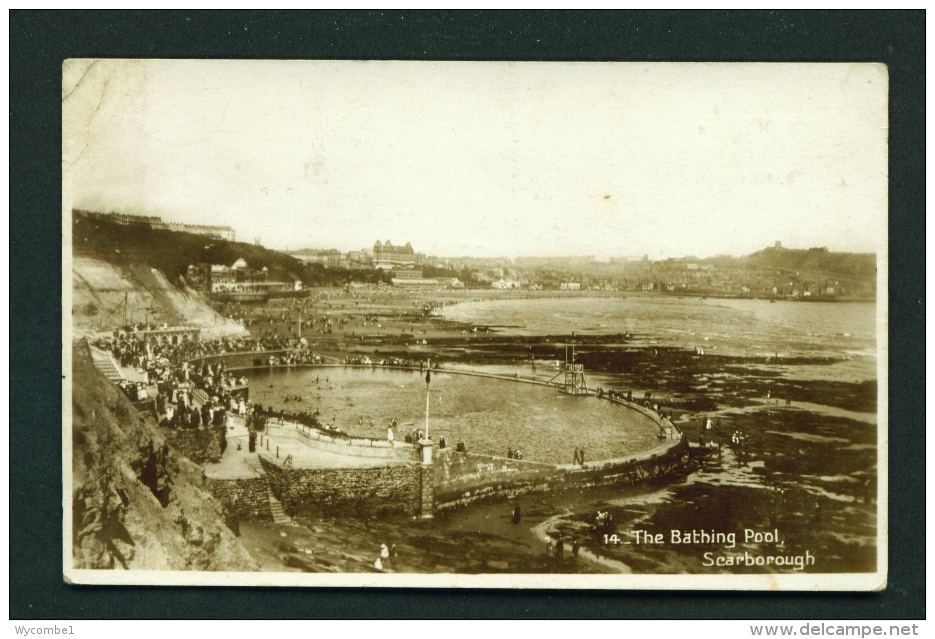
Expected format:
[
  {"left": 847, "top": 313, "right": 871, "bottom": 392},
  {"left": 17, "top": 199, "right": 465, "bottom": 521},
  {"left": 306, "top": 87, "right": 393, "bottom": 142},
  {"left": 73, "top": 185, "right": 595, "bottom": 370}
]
[
  {"left": 73, "top": 209, "right": 875, "bottom": 264},
  {"left": 65, "top": 60, "right": 887, "bottom": 261}
]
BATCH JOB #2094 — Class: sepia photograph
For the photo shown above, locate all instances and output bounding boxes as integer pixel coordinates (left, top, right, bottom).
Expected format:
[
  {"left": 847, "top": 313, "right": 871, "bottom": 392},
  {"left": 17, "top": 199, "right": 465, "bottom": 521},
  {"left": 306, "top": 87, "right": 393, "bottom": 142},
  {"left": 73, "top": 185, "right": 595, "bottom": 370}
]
[{"left": 62, "top": 59, "right": 887, "bottom": 589}]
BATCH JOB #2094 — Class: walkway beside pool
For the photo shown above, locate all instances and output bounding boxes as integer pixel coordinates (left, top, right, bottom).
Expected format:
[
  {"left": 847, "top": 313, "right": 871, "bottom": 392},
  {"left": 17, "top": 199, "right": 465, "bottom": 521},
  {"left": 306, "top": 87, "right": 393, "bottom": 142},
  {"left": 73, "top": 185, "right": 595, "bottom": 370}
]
[{"left": 204, "top": 415, "right": 405, "bottom": 480}]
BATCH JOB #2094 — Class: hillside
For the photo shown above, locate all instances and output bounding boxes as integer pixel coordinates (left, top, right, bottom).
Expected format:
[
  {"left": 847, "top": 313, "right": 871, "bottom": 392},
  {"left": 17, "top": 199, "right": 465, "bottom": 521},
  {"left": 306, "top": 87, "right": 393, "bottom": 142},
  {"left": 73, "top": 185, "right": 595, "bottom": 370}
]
[
  {"left": 73, "top": 210, "right": 389, "bottom": 287},
  {"left": 70, "top": 341, "right": 258, "bottom": 572},
  {"left": 71, "top": 255, "right": 245, "bottom": 338},
  {"left": 743, "top": 246, "right": 876, "bottom": 280}
]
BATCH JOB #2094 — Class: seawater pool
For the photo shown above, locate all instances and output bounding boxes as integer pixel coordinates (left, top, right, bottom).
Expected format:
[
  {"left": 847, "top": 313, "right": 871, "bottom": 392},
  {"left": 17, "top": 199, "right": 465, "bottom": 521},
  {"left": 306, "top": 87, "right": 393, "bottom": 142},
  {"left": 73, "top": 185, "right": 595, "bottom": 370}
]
[{"left": 247, "top": 366, "right": 662, "bottom": 465}]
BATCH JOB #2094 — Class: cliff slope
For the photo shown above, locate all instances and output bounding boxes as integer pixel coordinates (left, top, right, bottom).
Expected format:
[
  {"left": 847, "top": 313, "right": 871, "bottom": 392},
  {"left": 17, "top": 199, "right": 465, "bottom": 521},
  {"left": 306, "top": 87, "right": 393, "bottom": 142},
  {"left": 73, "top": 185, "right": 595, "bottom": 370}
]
[{"left": 71, "top": 255, "right": 245, "bottom": 339}]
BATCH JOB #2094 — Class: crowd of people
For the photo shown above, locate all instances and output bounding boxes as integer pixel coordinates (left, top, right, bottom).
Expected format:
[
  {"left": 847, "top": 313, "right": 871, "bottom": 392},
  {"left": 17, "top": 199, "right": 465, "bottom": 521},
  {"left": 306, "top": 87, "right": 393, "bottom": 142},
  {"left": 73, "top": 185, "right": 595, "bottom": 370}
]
[
  {"left": 598, "top": 387, "right": 671, "bottom": 415},
  {"left": 150, "top": 359, "right": 249, "bottom": 431},
  {"left": 92, "top": 327, "right": 303, "bottom": 371},
  {"left": 591, "top": 510, "right": 616, "bottom": 535},
  {"left": 598, "top": 387, "right": 635, "bottom": 403},
  {"left": 262, "top": 351, "right": 321, "bottom": 367},
  {"left": 596, "top": 386, "right": 682, "bottom": 440},
  {"left": 91, "top": 327, "right": 322, "bottom": 436},
  {"left": 157, "top": 386, "right": 238, "bottom": 432},
  {"left": 117, "top": 380, "right": 149, "bottom": 402},
  {"left": 219, "top": 296, "right": 417, "bottom": 339},
  {"left": 250, "top": 402, "right": 352, "bottom": 440},
  {"left": 343, "top": 355, "right": 426, "bottom": 368},
  {"left": 730, "top": 429, "right": 747, "bottom": 449},
  {"left": 93, "top": 327, "right": 464, "bottom": 454}
]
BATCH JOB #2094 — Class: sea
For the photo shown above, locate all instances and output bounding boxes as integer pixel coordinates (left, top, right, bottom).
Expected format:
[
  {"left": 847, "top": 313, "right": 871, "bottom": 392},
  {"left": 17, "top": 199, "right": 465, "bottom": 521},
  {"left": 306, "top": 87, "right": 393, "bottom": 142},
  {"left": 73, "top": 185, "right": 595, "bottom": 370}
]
[{"left": 440, "top": 296, "right": 878, "bottom": 383}]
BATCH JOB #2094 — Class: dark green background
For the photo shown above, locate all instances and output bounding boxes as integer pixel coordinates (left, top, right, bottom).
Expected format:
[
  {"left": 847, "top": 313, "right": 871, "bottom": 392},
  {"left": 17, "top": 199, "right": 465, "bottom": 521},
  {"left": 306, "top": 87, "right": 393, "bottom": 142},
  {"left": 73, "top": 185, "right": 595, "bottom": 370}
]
[{"left": 10, "top": 10, "right": 924, "bottom": 619}]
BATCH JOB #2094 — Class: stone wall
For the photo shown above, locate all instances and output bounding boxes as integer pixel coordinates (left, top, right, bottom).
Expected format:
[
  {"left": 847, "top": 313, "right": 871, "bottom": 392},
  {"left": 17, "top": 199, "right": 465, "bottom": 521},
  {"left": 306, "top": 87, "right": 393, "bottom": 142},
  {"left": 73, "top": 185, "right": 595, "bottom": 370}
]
[
  {"left": 433, "top": 449, "right": 558, "bottom": 508},
  {"left": 163, "top": 424, "right": 227, "bottom": 464},
  {"left": 433, "top": 440, "right": 689, "bottom": 511},
  {"left": 418, "top": 464, "right": 433, "bottom": 518},
  {"left": 560, "top": 441, "right": 690, "bottom": 491},
  {"left": 204, "top": 476, "right": 272, "bottom": 522},
  {"left": 259, "top": 455, "right": 420, "bottom": 517},
  {"left": 201, "top": 441, "right": 687, "bottom": 522}
]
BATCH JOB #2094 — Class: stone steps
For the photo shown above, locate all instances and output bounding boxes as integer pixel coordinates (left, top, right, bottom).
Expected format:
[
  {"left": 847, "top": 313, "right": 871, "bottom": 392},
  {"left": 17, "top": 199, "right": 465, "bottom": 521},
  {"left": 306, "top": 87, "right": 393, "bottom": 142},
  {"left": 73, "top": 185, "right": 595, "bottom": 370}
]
[
  {"left": 89, "top": 349, "right": 124, "bottom": 382},
  {"left": 242, "top": 454, "right": 290, "bottom": 524},
  {"left": 268, "top": 493, "right": 291, "bottom": 524},
  {"left": 192, "top": 388, "right": 210, "bottom": 407},
  {"left": 244, "top": 455, "right": 265, "bottom": 476}
]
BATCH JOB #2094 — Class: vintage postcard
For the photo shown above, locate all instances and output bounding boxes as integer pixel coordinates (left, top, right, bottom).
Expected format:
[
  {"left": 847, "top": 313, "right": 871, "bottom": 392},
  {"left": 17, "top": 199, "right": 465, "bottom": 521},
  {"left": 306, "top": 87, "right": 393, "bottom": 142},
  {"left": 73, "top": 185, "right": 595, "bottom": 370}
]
[{"left": 63, "top": 60, "right": 887, "bottom": 589}]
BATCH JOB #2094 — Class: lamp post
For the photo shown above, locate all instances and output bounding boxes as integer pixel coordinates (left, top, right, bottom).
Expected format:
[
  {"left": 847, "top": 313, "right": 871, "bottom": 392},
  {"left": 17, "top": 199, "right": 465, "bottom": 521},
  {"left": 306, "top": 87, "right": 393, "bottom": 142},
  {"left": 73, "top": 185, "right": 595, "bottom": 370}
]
[
  {"left": 419, "top": 357, "right": 435, "bottom": 519},
  {"left": 424, "top": 358, "right": 431, "bottom": 440}
]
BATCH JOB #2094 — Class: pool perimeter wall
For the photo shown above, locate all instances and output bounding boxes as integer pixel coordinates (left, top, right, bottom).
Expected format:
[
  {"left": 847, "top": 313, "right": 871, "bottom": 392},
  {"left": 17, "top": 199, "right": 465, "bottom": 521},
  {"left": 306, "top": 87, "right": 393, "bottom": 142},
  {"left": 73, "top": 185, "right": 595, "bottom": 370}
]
[
  {"left": 431, "top": 438, "right": 688, "bottom": 512},
  {"left": 248, "top": 436, "right": 688, "bottom": 519},
  {"left": 202, "top": 361, "right": 689, "bottom": 520},
  {"left": 259, "top": 455, "right": 422, "bottom": 517},
  {"left": 241, "top": 441, "right": 688, "bottom": 516}
]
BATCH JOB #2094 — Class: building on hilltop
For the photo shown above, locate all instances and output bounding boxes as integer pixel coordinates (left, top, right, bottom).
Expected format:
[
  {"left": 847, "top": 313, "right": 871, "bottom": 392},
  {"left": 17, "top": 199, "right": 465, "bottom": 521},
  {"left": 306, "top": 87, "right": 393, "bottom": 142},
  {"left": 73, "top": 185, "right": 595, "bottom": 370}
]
[
  {"left": 80, "top": 211, "right": 163, "bottom": 227},
  {"left": 288, "top": 248, "right": 378, "bottom": 269},
  {"left": 75, "top": 210, "right": 235, "bottom": 241},
  {"left": 373, "top": 240, "right": 416, "bottom": 269},
  {"left": 346, "top": 250, "right": 373, "bottom": 269},
  {"left": 155, "top": 221, "right": 235, "bottom": 242}
]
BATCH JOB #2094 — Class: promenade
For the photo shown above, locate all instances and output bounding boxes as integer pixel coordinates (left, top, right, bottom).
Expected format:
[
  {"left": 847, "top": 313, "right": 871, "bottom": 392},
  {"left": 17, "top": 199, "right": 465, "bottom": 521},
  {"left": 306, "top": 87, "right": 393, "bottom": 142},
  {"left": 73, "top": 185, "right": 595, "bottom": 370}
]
[{"left": 204, "top": 415, "right": 407, "bottom": 481}]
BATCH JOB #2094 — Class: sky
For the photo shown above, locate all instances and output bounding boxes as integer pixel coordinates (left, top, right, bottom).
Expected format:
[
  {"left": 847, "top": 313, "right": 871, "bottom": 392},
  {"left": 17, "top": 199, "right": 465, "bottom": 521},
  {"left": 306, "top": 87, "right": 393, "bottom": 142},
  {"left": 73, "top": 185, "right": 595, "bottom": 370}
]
[{"left": 63, "top": 60, "right": 887, "bottom": 260}]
